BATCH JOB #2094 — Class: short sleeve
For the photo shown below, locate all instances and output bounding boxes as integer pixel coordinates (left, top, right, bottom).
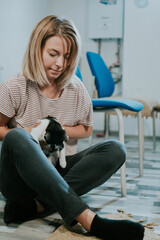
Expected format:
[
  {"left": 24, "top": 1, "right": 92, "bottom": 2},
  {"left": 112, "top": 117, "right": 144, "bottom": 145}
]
[{"left": 0, "top": 82, "right": 16, "bottom": 117}]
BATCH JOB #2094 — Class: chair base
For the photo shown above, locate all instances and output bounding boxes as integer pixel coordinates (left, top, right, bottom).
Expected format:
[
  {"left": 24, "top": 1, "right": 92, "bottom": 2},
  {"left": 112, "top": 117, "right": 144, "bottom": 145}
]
[{"left": 90, "top": 108, "right": 145, "bottom": 197}]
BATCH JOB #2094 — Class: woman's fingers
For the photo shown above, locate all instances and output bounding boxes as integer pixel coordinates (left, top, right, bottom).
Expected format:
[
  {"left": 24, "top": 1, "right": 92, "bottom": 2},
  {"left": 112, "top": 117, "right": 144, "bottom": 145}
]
[{"left": 24, "top": 121, "right": 41, "bottom": 133}]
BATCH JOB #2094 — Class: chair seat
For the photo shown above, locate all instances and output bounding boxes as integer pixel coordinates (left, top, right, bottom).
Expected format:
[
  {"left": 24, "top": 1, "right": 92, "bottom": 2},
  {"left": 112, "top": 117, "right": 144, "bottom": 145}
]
[
  {"left": 102, "top": 97, "right": 160, "bottom": 117},
  {"left": 92, "top": 98, "right": 143, "bottom": 112}
]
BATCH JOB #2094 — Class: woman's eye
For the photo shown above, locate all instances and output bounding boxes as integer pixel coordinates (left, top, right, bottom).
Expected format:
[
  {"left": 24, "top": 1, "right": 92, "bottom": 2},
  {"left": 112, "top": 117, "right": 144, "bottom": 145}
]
[{"left": 49, "top": 53, "right": 56, "bottom": 57}]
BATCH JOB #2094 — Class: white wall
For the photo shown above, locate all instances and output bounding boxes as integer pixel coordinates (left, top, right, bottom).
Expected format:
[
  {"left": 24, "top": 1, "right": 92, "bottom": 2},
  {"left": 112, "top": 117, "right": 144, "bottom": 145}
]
[
  {"left": 122, "top": 0, "right": 160, "bottom": 136},
  {"left": 123, "top": 0, "right": 160, "bottom": 100},
  {"left": 0, "top": 0, "right": 53, "bottom": 82}
]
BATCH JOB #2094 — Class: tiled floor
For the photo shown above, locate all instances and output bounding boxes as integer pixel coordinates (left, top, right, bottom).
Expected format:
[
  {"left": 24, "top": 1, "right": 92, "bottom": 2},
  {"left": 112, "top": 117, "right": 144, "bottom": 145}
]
[{"left": 0, "top": 133, "right": 160, "bottom": 239}]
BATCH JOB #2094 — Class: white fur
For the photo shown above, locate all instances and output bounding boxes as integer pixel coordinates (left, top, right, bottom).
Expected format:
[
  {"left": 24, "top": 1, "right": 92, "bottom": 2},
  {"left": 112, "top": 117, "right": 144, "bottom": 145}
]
[
  {"left": 31, "top": 119, "right": 67, "bottom": 168},
  {"left": 30, "top": 119, "right": 50, "bottom": 142},
  {"left": 58, "top": 145, "right": 66, "bottom": 168}
]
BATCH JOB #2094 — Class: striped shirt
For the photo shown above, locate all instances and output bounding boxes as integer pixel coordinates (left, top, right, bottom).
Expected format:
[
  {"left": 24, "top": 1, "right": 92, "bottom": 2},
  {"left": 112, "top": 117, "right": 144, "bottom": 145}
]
[{"left": 0, "top": 73, "right": 93, "bottom": 155}]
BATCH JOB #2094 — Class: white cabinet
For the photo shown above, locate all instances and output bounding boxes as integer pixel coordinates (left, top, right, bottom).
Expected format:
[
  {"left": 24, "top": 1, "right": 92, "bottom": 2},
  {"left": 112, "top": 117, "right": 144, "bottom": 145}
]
[{"left": 87, "top": 0, "right": 124, "bottom": 39}]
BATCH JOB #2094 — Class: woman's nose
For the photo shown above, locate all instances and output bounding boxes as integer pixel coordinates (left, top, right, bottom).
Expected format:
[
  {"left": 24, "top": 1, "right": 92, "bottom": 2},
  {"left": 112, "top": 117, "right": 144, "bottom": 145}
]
[{"left": 56, "top": 56, "right": 64, "bottom": 68}]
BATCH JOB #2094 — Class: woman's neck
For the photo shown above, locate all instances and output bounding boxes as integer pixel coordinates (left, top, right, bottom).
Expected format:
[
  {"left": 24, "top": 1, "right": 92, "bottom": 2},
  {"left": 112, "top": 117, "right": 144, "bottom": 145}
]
[{"left": 39, "top": 84, "right": 62, "bottom": 99}]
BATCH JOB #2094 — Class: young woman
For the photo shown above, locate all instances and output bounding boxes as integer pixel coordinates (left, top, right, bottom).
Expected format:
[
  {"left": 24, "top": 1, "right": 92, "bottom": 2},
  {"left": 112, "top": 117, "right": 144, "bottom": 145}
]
[{"left": 0, "top": 15, "right": 144, "bottom": 239}]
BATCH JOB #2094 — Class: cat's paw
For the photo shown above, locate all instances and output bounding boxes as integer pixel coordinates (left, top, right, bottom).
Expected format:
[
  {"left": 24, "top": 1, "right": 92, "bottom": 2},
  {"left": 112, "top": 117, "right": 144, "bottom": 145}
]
[{"left": 60, "top": 160, "right": 67, "bottom": 168}]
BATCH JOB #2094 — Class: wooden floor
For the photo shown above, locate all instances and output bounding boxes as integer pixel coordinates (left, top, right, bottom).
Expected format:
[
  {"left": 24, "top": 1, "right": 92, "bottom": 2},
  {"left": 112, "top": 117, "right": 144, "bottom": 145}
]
[{"left": 0, "top": 133, "right": 160, "bottom": 239}]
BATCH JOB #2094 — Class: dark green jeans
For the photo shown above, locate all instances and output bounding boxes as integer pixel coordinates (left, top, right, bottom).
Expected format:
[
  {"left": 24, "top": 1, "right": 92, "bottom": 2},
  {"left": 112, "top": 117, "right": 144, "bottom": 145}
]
[{"left": 0, "top": 128, "right": 126, "bottom": 225}]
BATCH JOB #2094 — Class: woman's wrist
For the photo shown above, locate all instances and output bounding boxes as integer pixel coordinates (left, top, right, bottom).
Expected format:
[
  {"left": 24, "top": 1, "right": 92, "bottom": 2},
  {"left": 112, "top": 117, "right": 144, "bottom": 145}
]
[{"left": 63, "top": 125, "right": 92, "bottom": 139}]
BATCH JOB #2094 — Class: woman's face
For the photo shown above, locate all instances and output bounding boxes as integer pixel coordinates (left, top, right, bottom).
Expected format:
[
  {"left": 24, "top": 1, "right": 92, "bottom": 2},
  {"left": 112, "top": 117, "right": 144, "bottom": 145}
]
[{"left": 41, "top": 36, "right": 71, "bottom": 82}]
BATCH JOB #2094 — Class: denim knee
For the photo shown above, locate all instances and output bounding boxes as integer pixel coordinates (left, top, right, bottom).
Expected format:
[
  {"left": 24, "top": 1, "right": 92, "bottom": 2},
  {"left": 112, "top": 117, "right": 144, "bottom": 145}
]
[
  {"left": 2, "top": 128, "right": 31, "bottom": 150},
  {"left": 109, "top": 139, "right": 126, "bottom": 165},
  {"left": 97, "top": 139, "right": 126, "bottom": 170}
]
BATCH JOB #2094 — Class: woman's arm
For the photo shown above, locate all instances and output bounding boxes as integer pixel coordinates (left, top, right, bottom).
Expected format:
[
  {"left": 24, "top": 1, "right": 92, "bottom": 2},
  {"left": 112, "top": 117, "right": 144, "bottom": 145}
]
[
  {"left": 0, "top": 113, "right": 11, "bottom": 140},
  {"left": 63, "top": 124, "right": 93, "bottom": 139},
  {"left": 0, "top": 113, "right": 41, "bottom": 141}
]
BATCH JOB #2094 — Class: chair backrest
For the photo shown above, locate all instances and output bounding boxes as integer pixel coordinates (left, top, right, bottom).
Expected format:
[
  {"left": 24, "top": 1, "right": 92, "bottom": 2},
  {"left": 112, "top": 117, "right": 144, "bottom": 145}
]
[{"left": 86, "top": 51, "right": 115, "bottom": 98}]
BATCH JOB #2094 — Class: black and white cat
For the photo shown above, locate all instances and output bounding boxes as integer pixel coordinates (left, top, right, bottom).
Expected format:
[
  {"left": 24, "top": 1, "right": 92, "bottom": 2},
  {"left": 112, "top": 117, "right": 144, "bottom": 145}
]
[{"left": 30, "top": 116, "right": 68, "bottom": 168}]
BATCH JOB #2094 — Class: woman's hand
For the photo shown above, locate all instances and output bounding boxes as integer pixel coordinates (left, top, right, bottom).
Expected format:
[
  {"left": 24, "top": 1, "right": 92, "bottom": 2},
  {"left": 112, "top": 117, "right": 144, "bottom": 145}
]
[{"left": 24, "top": 121, "right": 41, "bottom": 133}]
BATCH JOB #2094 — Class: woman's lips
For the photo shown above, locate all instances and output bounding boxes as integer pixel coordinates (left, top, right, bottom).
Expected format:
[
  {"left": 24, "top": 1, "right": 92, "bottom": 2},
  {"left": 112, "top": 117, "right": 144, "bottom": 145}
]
[{"left": 49, "top": 68, "right": 62, "bottom": 74}]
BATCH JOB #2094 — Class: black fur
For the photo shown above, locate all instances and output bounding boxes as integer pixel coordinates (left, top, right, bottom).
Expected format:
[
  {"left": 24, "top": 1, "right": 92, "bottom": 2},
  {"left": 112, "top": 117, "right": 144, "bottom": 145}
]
[{"left": 44, "top": 116, "right": 68, "bottom": 150}]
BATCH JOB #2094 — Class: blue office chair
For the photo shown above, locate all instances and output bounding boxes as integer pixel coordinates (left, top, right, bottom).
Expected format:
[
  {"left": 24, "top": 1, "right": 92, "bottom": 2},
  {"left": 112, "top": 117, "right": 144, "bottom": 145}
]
[{"left": 76, "top": 65, "right": 143, "bottom": 197}]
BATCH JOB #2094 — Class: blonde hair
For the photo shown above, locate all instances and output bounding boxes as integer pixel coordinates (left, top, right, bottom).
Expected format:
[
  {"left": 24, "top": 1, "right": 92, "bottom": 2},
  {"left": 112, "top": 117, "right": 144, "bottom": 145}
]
[{"left": 22, "top": 15, "right": 81, "bottom": 89}]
